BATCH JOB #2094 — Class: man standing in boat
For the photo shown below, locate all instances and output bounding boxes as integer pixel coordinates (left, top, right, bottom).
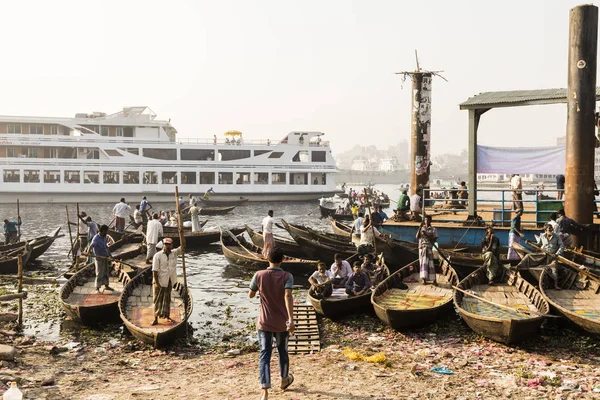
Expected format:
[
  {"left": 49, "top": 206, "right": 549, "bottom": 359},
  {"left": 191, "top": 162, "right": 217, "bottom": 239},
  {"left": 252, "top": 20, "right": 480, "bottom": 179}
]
[
  {"left": 514, "top": 224, "right": 563, "bottom": 290},
  {"left": 89, "top": 224, "right": 114, "bottom": 294},
  {"left": 416, "top": 215, "right": 437, "bottom": 285},
  {"left": 481, "top": 227, "right": 501, "bottom": 285},
  {"left": 3, "top": 217, "right": 21, "bottom": 244},
  {"left": 140, "top": 196, "right": 152, "bottom": 223},
  {"left": 248, "top": 247, "right": 295, "bottom": 400},
  {"left": 151, "top": 237, "right": 184, "bottom": 325},
  {"left": 262, "top": 210, "right": 275, "bottom": 258},
  {"left": 203, "top": 187, "right": 215, "bottom": 200},
  {"left": 146, "top": 213, "right": 164, "bottom": 264},
  {"left": 112, "top": 198, "right": 131, "bottom": 233}
]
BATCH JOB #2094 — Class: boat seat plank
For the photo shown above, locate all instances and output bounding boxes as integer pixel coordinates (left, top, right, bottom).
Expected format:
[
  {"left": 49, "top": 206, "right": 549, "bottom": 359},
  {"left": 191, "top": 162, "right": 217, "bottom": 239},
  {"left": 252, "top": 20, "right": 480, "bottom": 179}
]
[{"left": 289, "top": 304, "right": 320, "bottom": 354}]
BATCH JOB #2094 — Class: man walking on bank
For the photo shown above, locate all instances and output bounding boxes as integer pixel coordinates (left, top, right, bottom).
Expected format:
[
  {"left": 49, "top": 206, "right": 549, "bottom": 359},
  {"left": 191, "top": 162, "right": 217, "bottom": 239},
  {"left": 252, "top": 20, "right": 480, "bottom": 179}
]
[{"left": 249, "top": 247, "right": 295, "bottom": 400}]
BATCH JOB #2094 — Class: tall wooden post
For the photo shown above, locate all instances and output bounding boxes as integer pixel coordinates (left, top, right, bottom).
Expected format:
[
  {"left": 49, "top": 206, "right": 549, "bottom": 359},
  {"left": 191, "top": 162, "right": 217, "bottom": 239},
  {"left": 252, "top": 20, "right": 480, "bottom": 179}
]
[
  {"left": 409, "top": 73, "right": 433, "bottom": 195},
  {"left": 174, "top": 186, "right": 189, "bottom": 336},
  {"left": 565, "top": 4, "right": 598, "bottom": 247},
  {"left": 17, "top": 254, "right": 23, "bottom": 328}
]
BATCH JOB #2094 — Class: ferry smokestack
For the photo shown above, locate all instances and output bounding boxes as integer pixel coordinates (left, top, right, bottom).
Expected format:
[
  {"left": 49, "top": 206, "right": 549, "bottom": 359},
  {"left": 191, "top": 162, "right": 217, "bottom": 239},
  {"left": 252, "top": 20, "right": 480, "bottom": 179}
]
[{"left": 566, "top": 4, "right": 598, "bottom": 245}]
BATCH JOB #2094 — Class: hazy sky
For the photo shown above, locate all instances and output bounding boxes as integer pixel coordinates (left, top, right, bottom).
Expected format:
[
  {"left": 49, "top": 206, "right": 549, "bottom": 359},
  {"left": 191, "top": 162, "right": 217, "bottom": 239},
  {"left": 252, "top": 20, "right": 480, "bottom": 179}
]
[{"left": 0, "top": 0, "right": 593, "bottom": 156}]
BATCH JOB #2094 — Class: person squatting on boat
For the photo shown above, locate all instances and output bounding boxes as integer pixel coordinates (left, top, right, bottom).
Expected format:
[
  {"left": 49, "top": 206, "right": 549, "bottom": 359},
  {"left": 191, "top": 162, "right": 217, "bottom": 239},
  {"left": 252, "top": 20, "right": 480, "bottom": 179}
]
[
  {"left": 330, "top": 253, "right": 353, "bottom": 288},
  {"left": 514, "top": 224, "right": 563, "bottom": 290},
  {"left": 248, "top": 247, "right": 295, "bottom": 400},
  {"left": 481, "top": 227, "right": 501, "bottom": 285},
  {"left": 88, "top": 224, "right": 114, "bottom": 294},
  {"left": 416, "top": 215, "right": 438, "bottom": 285},
  {"left": 146, "top": 213, "right": 164, "bottom": 264},
  {"left": 345, "top": 261, "right": 372, "bottom": 296},
  {"left": 113, "top": 198, "right": 132, "bottom": 233},
  {"left": 151, "top": 237, "right": 184, "bottom": 325},
  {"left": 361, "top": 253, "right": 386, "bottom": 285},
  {"left": 507, "top": 209, "right": 523, "bottom": 260},
  {"left": 2, "top": 216, "right": 21, "bottom": 244},
  {"left": 308, "top": 262, "right": 333, "bottom": 299},
  {"left": 261, "top": 210, "right": 275, "bottom": 258}
]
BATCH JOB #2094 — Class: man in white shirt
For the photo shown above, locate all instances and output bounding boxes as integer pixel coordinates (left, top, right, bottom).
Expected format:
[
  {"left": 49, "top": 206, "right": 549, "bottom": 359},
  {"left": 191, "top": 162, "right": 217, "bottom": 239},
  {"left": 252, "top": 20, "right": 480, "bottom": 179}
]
[
  {"left": 133, "top": 205, "right": 143, "bottom": 226},
  {"left": 146, "top": 213, "right": 164, "bottom": 263},
  {"left": 510, "top": 174, "right": 523, "bottom": 211},
  {"left": 113, "top": 198, "right": 132, "bottom": 232},
  {"left": 328, "top": 253, "right": 353, "bottom": 288},
  {"left": 350, "top": 212, "right": 364, "bottom": 246},
  {"left": 189, "top": 193, "right": 199, "bottom": 207},
  {"left": 409, "top": 190, "right": 423, "bottom": 221},
  {"left": 262, "top": 210, "right": 275, "bottom": 258},
  {"left": 152, "top": 237, "right": 184, "bottom": 325}
]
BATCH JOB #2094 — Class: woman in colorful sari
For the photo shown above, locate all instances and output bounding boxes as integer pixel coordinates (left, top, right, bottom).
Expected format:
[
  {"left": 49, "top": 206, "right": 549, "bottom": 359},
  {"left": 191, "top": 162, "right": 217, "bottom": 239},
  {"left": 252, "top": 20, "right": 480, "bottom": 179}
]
[{"left": 416, "top": 215, "right": 438, "bottom": 285}]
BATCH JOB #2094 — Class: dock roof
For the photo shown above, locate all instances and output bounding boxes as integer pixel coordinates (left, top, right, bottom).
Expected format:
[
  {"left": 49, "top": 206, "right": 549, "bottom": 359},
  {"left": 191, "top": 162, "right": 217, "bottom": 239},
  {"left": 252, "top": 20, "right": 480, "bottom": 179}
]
[{"left": 459, "top": 87, "right": 600, "bottom": 110}]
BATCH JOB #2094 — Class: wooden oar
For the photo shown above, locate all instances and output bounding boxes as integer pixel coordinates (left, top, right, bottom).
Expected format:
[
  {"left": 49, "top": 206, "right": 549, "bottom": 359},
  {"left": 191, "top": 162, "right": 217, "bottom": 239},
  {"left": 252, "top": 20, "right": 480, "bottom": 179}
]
[
  {"left": 452, "top": 285, "right": 558, "bottom": 318},
  {"left": 223, "top": 228, "right": 262, "bottom": 260},
  {"left": 525, "top": 240, "right": 600, "bottom": 282}
]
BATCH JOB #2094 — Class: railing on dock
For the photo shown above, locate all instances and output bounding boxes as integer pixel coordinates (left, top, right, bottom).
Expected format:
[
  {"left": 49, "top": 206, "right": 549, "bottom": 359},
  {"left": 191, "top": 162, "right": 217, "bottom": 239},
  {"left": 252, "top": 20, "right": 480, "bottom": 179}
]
[{"left": 419, "top": 188, "right": 595, "bottom": 227}]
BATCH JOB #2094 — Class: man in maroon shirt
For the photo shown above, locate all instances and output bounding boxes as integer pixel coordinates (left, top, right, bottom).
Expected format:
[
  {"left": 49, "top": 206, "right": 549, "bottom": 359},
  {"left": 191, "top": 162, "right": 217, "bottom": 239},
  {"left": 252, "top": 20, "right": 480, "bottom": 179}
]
[{"left": 249, "top": 247, "right": 295, "bottom": 400}]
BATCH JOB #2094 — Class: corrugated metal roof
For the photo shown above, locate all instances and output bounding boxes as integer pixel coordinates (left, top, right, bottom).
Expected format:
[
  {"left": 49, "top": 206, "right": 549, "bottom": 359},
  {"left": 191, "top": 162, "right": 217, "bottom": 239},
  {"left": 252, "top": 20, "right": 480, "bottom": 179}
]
[{"left": 459, "top": 87, "right": 600, "bottom": 109}]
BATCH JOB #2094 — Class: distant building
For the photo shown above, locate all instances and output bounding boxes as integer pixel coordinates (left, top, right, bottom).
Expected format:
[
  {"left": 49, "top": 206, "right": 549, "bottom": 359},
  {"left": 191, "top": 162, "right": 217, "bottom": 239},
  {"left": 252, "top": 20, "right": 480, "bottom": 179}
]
[
  {"left": 378, "top": 158, "right": 399, "bottom": 172},
  {"left": 351, "top": 158, "right": 371, "bottom": 171}
]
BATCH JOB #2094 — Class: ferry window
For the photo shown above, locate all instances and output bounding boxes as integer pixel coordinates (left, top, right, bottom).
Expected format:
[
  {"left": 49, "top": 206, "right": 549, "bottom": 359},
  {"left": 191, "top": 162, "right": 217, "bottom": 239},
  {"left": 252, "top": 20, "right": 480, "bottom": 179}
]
[
  {"left": 236, "top": 172, "right": 251, "bottom": 185},
  {"left": 7, "top": 148, "right": 17, "bottom": 158},
  {"left": 181, "top": 149, "right": 215, "bottom": 161},
  {"left": 124, "top": 127, "right": 134, "bottom": 137},
  {"left": 272, "top": 173, "right": 286, "bottom": 184},
  {"left": 116, "top": 128, "right": 123, "bottom": 137},
  {"left": 103, "top": 171, "right": 120, "bottom": 184},
  {"left": 47, "top": 148, "right": 58, "bottom": 158},
  {"left": 200, "top": 172, "right": 215, "bottom": 184},
  {"left": 292, "top": 151, "right": 309, "bottom": 162},
  {"left": 105, "top": 150, "right": 122, "bottom": 157},
  {"left": 119, "top": 148, "right": 139, "bottom": 155},
  {"left": 311, "top": 151, "right": 326, "bottom": 162},
  {"left": 162, "top": 171, "right": 178, "bottom": 184},
  {"left": 101, "top": 127, "right": 109, "bottom": 136},
  {"left": 44, "top": 170, "right": 60, "bottom": 183},
  {"left": 84, "top": 171, "right": 99, "bottom": 184},
  {"left": 268, "top": 152, "right": 283, "bottom": 159},
  {"left": 3, "top": 170, "right": 20, "bottom": 183},
  {"left": 181, "top": 172, "right": 196, "bottom": 184},
  {"left": 64, "top": 170, "right": 80, "bottom": 183},
  {"left": 219, "top": 172, "right": 233, "bottom": 184},
  {"left": 254, "top": 150, "right": 271, "bottom": 157},
  {"left": 254, "top": 173, "right": 269, "bottom": 184},
  {"left": 143, "top": 148, "right": 177, "bottom": 160},
  {"left": 30, "top": 125, "right": 43, "bottom": 135},
  {"left": 143, "top": 171, "right": 158, "bottom": 185},
  {"left": 24, "top": 170, "right": 39, "bottom": 183},
  {"left": 51, "top": 125, "right": 58, "bottom": 135},
  {"left": 123, "top": 171, "right": 140, "bottom": 184},
  {"left": 218, "top": 150, "right": 251, "bottom": 161},
  {"left": 290, "top": 173, "right": 308, "bottom": 185},
  {"left": 312, "top": 173, "right": 327, "bottom": 185},
  {"left": 8, "top": 125, "right": 21, "bottom": 134}
]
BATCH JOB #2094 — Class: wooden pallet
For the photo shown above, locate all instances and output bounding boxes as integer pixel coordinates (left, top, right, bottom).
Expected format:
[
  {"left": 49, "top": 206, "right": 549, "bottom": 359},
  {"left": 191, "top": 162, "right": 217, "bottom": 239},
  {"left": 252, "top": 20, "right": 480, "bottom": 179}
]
[{"left": 288, "top": 304, "right": 320, "bottom": 354}]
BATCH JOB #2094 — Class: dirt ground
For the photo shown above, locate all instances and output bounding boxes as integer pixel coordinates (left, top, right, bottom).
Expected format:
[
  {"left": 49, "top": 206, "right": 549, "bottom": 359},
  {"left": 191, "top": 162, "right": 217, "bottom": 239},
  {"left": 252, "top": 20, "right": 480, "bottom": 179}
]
[{"left": 2, "top": 311, "right": 600, "bottom": 400}]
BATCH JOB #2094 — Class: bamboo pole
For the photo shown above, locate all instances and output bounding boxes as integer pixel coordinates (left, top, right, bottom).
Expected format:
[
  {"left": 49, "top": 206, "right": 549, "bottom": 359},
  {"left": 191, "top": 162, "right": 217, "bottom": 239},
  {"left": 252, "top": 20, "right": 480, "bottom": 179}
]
[
  {"left": 525, "top": 240, "right": 600, "bottom": 282},
  {"left": 0, "top": 292, "right": 27, "bottom": 301},
  {"left": 16, "top": 199, "right": 20, "bottom": 242},
  {"left": 17, "top": 254, "right": 23, "bottom": 327},
  {"left": 75, "top": 202, "right": 81, "bottom": 269},
  {"left": 65, "top": 206, "right": 75, "bottom": 263},
  {"left": 174, "top": 186, "right": 189, "bottom": 336},
  {"left": 363, "top": 188, "right": 377, "bottom": 254}
]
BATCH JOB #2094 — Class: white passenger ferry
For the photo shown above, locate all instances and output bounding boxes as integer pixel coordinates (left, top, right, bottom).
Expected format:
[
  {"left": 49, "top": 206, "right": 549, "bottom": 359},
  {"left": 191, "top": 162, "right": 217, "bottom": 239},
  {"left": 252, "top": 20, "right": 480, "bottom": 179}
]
[{"left": 0, "top": 107, "right": 339, "bottom": 203}]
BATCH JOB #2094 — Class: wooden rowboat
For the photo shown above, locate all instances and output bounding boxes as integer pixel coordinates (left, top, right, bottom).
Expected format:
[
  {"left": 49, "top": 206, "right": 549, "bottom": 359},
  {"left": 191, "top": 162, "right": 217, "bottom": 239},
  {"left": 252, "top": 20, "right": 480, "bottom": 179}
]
[
  {"left": 199, "top": 197, "right": 249, "bottom": 207},
  {"left": 0, "top": 243, "right": 32, "bottom": 274},
  {"left": 129, "top": 215, "right": 207, "bottom": 233},
  {"left": 328, "top": 216, "right": 352, "bottom": 237},
  {"left": 319, "top": 205, "right": 354, "bottom": 221},
  {"left": 281, "top": 220, "right": 352, "bottom": 247},
  {"left": 220, "top": 229, "right": 317, "bottom": 275},
  {"left": 59, "top": 240, "right": 144, "bottom": 325},
  {"left": 0, "top": 227, "right": 63, "bottom": 262},
  {"left": 244, "top": 225, "right": 306, "bottom": 259},
  {"left": 119, "top": 266, "right": 193, "bottom": 348},
  {"left": 308, "top": 255, "right": 385, "bottom": 319},
  {"left": 199, "top": 206, "right": 235, "bottom": 215},
  {"left": 372, "top": 259, "right": 458, "bottom": 329},
  {"left": 453, "top": 265, "right": 549, "bottom": 344},
  {"left": 109, "top": 227, "right": 245, "bottom": 248}
]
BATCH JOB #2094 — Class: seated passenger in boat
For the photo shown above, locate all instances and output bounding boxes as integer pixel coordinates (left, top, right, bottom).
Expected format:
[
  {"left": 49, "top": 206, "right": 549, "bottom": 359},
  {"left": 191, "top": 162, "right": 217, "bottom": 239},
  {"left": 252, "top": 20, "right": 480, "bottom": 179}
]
[
  {"left": 481, "top": 227, "right": 501, "bottom": 285},
  {"left": 308, "top": 262, "right": 333, "bottom": 299},
  {"left": 514, "top": 224, "right": 563, "bottom": 290},
  {"left": 361, "top": 253, "right": 386, "bottom": 285},
  {"left": 330, "top": 253, "right": 353, "bottom": 288},
  {"left": 345, "top": 262, "right": 372, "bottom": 296}
]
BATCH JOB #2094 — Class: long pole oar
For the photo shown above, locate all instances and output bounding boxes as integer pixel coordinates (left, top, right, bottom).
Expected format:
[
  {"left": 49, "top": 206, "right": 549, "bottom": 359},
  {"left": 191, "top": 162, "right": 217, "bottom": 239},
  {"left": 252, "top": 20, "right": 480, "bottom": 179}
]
[
  {"left": 65, "top": 206, "right": 75, "bottom": 264},
  {"left": 16, "top": 199, "right": 20, "bottom": 242},
  {"left": 525, "top": 240, "right": 600, "bottom": 282},
  {"left": 174, "top": 186, "right": 189, "bottom": 336}
]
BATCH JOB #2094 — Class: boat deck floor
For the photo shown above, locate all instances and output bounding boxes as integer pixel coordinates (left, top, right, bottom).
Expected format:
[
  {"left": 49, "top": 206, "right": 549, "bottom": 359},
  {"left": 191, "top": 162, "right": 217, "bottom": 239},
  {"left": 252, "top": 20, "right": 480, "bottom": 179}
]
[
  {"left": 374, "top": 273, "right": 453, "bottom": 310},
  {"left": 112, "top": 243, "right": 141, "bottom": 258},
  {"left": 546, "top": 289, "right": 600, "bottom": 321},
  {"left": 66, "top": 277, "right": 122, "bottom": 306},
  {"left": 124, "top": 285, "right": 185, "bottom": 332},
  {"left": 462, "top": 284, "right": 537, "bottom": 320}
]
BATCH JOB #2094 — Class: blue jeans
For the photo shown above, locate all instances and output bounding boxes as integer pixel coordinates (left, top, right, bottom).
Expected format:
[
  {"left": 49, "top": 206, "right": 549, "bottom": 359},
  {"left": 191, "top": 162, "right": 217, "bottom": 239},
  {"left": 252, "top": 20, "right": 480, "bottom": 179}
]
[{"left": 258, "top": 330, "right": 289, "bottom": 389}]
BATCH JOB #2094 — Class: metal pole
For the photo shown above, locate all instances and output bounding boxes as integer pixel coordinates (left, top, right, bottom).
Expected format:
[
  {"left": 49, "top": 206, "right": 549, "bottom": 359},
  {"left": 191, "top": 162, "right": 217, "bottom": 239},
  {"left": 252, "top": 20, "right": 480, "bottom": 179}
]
[
  {"left": 566, "top": 4, "right": 598, "bottom": 247},
  {"left": 410, "top": 73, "right": 432, "bottom": 195}
]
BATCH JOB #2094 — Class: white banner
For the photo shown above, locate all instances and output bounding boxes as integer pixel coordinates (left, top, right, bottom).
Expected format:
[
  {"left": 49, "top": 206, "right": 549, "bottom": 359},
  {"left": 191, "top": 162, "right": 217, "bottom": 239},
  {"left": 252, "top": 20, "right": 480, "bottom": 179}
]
[{"left": 477, "top": 145, "right": 565, "bottom": 174}]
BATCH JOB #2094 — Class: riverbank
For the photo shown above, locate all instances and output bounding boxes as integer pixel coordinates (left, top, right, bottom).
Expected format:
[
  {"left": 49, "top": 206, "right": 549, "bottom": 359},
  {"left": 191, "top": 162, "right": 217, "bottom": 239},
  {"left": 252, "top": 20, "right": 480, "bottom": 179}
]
[{"left": 2, "top": 289, "right": 600, "bottom": 399}]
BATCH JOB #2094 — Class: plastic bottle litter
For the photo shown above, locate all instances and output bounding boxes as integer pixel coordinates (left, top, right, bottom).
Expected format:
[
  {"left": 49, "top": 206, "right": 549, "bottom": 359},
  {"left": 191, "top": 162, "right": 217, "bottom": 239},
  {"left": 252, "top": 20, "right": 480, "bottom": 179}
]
[{"left": 3, "top": 382, "right": 23, "bottom": 400}]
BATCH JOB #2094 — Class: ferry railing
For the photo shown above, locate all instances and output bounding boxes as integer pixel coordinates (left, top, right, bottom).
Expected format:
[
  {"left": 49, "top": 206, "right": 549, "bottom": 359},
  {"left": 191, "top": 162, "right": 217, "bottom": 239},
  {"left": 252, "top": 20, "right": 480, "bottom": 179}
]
[{"left": 419, "top": 188, "right": 593, "bottom": 227}]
